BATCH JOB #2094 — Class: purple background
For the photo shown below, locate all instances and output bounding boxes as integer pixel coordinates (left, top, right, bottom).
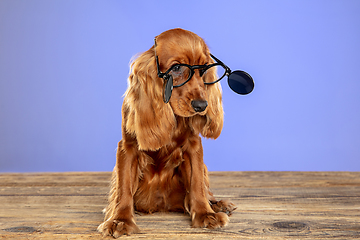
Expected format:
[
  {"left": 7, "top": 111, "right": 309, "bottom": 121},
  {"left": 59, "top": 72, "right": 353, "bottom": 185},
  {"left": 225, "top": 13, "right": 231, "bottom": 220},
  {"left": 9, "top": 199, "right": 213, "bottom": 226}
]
[{"left": 1, "top": 0, "right": 360, "bottom": 172}]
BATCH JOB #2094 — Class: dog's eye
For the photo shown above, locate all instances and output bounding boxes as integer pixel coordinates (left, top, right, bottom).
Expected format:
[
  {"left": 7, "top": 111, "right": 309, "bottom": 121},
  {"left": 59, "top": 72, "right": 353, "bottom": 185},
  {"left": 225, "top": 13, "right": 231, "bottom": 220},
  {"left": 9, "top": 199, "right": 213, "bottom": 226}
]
[
  {"left": 172, "top": 65, "right": 181, "bottom": 73},
  {"left": 169, "top": 65, "right": 191, "bottom": 85}
]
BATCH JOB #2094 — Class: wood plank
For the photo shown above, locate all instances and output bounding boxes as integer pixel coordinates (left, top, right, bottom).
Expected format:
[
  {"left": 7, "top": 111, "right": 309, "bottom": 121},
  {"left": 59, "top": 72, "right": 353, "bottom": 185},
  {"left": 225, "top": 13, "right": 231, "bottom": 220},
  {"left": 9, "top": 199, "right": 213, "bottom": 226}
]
[{"left": 0, "top": 172, "right": 359, "bottom": 239}]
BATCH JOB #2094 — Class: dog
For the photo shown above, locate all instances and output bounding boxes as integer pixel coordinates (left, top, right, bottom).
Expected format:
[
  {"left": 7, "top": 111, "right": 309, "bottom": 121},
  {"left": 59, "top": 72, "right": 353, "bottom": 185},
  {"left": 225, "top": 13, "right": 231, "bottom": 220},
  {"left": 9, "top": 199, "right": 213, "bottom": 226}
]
[{"left": 98, "top": 28, "right": 236, "bottom": 238}]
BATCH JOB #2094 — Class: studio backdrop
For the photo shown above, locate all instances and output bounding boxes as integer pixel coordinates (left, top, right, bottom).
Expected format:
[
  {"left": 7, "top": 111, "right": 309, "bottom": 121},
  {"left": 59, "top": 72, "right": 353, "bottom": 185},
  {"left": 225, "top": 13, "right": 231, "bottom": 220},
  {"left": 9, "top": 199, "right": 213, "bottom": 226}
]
[{"left": 1, "top": 0, "right": 360, "bottom": 172}]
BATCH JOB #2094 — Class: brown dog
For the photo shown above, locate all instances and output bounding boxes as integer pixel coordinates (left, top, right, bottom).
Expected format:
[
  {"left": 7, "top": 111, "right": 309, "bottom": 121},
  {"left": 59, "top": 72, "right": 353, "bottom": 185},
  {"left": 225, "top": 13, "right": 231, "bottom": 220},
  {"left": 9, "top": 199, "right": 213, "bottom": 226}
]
[{"left": 98, "top": 28, "right": 236, "bottom": 238}]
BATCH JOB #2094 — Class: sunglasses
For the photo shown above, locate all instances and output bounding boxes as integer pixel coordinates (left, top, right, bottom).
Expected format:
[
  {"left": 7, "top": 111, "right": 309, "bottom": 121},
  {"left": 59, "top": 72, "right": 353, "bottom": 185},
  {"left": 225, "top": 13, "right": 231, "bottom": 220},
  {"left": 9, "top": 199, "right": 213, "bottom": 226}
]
[{"left": 154, "top": 39, "right": 254, "bottom": 103}]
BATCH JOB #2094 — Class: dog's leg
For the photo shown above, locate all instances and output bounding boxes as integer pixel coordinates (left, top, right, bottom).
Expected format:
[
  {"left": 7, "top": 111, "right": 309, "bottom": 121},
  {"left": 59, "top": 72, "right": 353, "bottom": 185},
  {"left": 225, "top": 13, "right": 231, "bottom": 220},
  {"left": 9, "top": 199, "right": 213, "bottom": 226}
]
[
  {"left": 204, "top": 167, "right": 237, "bottom": 216},
  {"left": 98, "top": 140, "right": 140, "bottom": 238},
  {"left": 182, "top": 136, "right": 229, "bottom": 229}
]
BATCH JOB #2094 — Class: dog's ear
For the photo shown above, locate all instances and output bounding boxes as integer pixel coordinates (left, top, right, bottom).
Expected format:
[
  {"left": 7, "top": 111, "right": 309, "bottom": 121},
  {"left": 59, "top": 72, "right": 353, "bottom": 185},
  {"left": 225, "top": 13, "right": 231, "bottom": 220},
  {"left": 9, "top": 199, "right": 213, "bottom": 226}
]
[
  {"left": 202, "top": 82, "right": 224, "bottom": 139},
  {"left": 191, "top": 77, "right": 224, "bottom": 139},
  {"left": 123, "top": 47, "right": 176, "bottom": 150}
]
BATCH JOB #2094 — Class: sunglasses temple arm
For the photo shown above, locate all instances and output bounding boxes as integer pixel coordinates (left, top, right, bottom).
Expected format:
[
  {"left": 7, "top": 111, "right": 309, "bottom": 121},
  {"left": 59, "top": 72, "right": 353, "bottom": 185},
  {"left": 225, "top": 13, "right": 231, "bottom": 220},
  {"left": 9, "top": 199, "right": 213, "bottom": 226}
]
[
  {"left": 156, "top": 56, "right": 162, "bottom": 77},
  {"left": 210, "top": 54, "right": 232, "bottom": 75},
  {"left": 154, "top": 38, "right": 164, "bottom": 78}
]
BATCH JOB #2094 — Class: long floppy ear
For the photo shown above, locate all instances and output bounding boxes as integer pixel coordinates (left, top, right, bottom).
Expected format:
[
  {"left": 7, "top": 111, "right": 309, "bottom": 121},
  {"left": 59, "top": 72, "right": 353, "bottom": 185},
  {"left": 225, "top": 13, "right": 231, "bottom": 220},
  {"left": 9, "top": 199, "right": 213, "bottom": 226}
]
[
  {"left": 191, "top": 70, "right": 224, "bottom": 139},
  {"left": 123, "top": 47, "right": 176, "bottom": 150}
]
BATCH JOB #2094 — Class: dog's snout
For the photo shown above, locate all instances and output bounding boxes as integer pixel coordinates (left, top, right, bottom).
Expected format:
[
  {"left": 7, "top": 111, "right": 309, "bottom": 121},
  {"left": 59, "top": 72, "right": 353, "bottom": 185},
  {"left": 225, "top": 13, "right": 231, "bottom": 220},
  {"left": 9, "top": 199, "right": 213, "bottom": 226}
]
[{"left": 191, "top": 100, "right": 208, "bottom": 112}]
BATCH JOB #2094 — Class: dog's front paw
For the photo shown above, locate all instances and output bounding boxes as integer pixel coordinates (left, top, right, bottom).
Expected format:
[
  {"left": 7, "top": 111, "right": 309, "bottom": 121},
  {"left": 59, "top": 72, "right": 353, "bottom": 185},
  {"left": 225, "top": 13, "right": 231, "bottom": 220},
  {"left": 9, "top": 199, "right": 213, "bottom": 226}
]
[
  {"left": 210, "top": 200, "right": 237, "bottom": 216},
  {"left": 191, "top": 211, "right": 229, "bottom": 229},
  {"left": 98, "top": 219, "right": 140, "bottom": 238}
]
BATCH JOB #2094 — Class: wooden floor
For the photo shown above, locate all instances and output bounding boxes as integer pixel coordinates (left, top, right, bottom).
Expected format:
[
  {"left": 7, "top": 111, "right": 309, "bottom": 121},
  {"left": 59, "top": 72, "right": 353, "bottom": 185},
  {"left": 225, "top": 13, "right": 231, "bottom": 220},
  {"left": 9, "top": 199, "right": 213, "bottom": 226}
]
[{"left": 0, "top": 172, "right": 359, "bottom": 239}]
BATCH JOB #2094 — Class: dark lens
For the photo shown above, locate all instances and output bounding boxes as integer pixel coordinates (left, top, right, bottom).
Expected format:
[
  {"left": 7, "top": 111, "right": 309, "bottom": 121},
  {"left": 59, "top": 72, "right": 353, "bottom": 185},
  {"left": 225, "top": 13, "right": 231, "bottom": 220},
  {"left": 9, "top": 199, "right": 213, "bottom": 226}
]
[
  {"left": 228, "top": 70, "right": 254, "bottom": 95},
  {"left": 163, "top": 75, "right": 173, "bottom": 103}
]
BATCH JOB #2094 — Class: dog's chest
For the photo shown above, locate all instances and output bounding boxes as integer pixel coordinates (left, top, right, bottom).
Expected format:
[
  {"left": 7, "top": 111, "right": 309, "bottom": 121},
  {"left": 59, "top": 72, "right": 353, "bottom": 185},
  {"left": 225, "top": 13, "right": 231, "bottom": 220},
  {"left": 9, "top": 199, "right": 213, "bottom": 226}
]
[
  {"left": 134, "top": 159, "right": 186, "bottom": 213},
  {"left": 134, "top": 148, "right": 187, "bottom": 212}
]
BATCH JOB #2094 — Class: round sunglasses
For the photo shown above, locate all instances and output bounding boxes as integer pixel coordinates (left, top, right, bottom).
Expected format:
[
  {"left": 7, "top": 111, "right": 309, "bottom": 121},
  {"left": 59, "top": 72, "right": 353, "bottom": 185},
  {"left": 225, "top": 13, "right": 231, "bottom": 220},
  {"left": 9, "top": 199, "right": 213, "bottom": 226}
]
[{"left": 155, "top": 40, "right": 254, "bottom": 103}]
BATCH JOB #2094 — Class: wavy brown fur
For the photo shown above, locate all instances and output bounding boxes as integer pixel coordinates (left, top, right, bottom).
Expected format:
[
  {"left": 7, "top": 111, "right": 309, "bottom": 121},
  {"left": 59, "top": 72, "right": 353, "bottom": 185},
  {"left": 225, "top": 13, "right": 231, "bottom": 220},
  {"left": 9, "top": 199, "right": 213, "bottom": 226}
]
[{"left": 98, "top": 28, "right": 236, "bottom": 238}]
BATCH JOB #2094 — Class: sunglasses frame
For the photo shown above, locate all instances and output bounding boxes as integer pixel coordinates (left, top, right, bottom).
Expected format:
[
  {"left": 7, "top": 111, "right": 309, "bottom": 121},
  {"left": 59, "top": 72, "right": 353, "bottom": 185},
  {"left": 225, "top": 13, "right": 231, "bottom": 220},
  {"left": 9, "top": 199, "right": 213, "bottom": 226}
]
[
  {"left": 156, "top": 53, "right": 231, "bottom": 88},
  {"left": 154, "top": 38, "right": 254, "bottom": 103}
]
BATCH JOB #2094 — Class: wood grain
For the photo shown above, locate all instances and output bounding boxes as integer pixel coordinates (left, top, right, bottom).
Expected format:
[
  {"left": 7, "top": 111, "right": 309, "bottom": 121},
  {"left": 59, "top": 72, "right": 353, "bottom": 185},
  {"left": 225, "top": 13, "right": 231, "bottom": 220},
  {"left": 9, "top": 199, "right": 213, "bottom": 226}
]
[{"left": 0, "top": 172, "right": 359, "bottom": 239}]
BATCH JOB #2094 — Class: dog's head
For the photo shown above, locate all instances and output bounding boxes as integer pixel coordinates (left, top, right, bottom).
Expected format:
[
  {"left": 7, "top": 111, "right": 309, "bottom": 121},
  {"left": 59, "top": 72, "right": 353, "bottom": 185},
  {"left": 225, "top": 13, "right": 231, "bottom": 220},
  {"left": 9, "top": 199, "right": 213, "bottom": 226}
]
[
  {"left": 156, "top": 29, "right": 217, "bottom": 117},
  {"left": 124, "top": 28, "right": 224, "bottom": 150}
]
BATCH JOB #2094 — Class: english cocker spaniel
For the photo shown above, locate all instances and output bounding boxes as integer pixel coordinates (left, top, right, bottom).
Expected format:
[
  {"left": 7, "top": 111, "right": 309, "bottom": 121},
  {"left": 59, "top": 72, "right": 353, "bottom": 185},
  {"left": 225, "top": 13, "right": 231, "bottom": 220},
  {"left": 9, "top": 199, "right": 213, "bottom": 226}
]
[{"left": 98, "top": 28, "right": 236, "bottom": 238}]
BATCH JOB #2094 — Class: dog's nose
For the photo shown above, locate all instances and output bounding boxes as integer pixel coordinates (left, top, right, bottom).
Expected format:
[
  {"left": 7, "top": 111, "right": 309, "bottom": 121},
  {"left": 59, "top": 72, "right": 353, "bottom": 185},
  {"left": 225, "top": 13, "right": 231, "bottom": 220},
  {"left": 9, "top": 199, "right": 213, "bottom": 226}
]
[{"left": 191, "top": 100, "right": 208, "bottom": 112}]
